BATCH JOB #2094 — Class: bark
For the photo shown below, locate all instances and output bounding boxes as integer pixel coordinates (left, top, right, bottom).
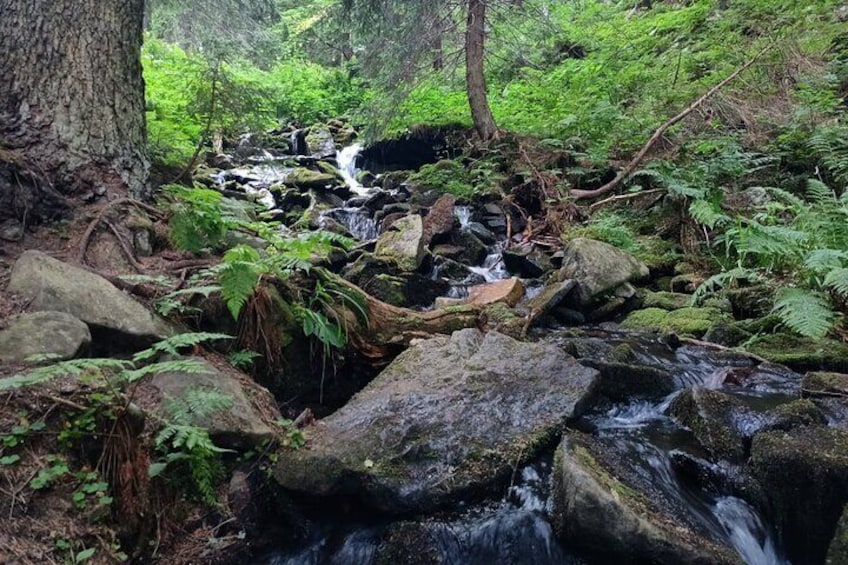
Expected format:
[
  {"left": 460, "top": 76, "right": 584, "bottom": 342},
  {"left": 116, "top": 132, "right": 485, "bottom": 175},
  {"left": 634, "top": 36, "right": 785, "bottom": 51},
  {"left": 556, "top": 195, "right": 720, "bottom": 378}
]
[
  {"left": 338, "top": 279, "right": 483, "bottom": 361},
  {"left": 466, "top": 0, "right": 498, "bottom": 141},
  {"left": 0, "top": 0, "right": 149, "bottom": 222}
]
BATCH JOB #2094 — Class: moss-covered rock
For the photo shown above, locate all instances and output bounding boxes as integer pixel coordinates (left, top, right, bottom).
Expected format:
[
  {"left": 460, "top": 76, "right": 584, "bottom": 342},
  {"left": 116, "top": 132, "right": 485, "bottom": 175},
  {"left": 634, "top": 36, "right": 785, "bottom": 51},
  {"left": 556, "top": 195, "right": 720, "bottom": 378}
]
[
  {"left": 746, "top": 334, "right": 848, "bottom": 373},
  {"left": 283, "top": 167, "right": 337, "bottom": 189},
  {"left": 750, "top": 426, "right": 848, "bottom": 565},
  {"left": 374, "top": 214, "right": 425, "bottom": 272},
  {"left": 550, "top": 433, "right": 739, "bottom": 564},
  {"left": 620, "top": 307, "right": 728, "bottom": 337},
  {"left": 643, "top": 291, "right": 691, "bottom": 311},
  {"left": 803, "top": 371, "right": 848, "bottom": 397},
  {"left": 670, "top": 387, "right": 749, "bottom": 462}
]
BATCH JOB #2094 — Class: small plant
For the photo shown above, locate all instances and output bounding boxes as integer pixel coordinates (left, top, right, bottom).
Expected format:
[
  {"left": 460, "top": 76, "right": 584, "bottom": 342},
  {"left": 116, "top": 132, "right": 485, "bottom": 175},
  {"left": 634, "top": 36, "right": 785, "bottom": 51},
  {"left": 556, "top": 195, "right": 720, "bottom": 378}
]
[
  {"left": 165, "top": 185, "right": 230, "bottom": 253},
  {"left": 275, "top": 419, "right": 306, "bottom": 449},
  {"left": 30, "top": 455, "right": 70, "bottom": 490}
]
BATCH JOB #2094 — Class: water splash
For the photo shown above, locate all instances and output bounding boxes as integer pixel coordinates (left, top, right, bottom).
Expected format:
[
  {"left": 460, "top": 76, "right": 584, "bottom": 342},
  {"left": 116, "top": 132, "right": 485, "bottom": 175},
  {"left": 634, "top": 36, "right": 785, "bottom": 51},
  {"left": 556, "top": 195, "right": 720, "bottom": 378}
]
[
  {"left": 320, "top": 208, "right": 378, "bottom": 241},
  {"left": 337, "top": 143, "right": 367, "bottom": 196},
  {"left": 454, "top": 205, "right": 473, "bottom": 229},
  {"left": 714, "top": 497, "right": 786, "bottom": 565}
]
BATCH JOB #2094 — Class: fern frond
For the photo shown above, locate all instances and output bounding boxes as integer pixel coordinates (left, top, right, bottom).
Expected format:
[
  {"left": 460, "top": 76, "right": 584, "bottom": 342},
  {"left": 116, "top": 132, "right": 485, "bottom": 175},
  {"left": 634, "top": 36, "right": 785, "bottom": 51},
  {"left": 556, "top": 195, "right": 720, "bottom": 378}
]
[
  {"left": 689, "top": 199, "right": 730, "bottom": 229},
  {"left": 772, "top": 288, "right": 837, "bottom": 339},
  {"left": 133, "top": 332, "right": 232, "bottom": 363},
  {"left": 804, "top": 249, "right": 848, "bottom": 276},
  {"left": 0, "top": 358, "right": 129, "bottom": 391},
  {"left": 692, "top": 267, "right": 759, "bottom": 304},
  {"left": 824, "top": 268, "right": 848, "bottom": 299}
]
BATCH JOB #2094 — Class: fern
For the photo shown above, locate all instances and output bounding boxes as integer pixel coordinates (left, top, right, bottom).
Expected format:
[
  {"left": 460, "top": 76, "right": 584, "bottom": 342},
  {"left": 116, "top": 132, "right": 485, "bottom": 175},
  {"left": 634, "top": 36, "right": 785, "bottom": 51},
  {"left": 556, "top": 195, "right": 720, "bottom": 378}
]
[
  {"left": 692, "top": 267, "right": 760, "bottom": 304},
  {"left": 132, "top": 332, "right": 232, "bottom": 363},
  {"left": 218, "top": 245, "right": 263, "bottom": 319},
  {"left": 165, "top": 185, "right": 230, "bottom": 254},
  {"left": 772, "top": 288, "right": 837, "bottom": 339},
  {"left": 825, "top": 268, "right": 848, "bottom": 299}
]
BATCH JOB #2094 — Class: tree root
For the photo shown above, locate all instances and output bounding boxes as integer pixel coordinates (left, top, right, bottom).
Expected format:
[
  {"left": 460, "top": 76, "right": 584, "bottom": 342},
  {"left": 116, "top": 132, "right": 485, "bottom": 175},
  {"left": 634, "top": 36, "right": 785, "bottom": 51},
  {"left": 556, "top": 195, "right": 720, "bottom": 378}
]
[{"left": 76, "top": 198, "right": 165, "bottom": 268}]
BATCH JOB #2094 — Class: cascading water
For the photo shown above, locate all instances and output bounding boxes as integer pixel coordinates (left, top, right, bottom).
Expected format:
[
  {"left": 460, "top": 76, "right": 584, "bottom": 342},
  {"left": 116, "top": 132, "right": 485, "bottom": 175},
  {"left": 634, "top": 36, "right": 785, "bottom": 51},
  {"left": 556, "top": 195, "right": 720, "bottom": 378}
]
[{"left": 337, "top": 143, "right": 367, "bottom": 196}]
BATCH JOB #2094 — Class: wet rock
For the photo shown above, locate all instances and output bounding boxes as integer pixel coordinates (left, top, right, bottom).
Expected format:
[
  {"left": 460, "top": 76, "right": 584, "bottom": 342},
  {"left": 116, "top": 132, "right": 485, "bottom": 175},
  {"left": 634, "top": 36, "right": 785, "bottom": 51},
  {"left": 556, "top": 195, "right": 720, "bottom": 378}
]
[
  {"left": 431, "top": 244, "right": 467, "bottom": 263},
  {"left": 283, "top": 167, "right": 337, "bottom": 190},
  {"left": 502, "top": 244, "right": 554, "bottom": 278},
  {"left": 8, "top": 250, "right": 175, "bottom": 345},
  {"left": 377, "top": 170, "right": 412, "bottom": 191},
  {"left": 558, "top": 238, "right": 649, "bottom": 305},
  {"left": 273, "top": 329, "right": 599, "bottom": 513},
  {"left": 762, "top": 399, "right": 827, "bottom": 432},
  {"left": 315, "top": 160, "right": 344, "bottom": 180},
  {"left": 669, "top": 387, "right": 750, "bottom": 462},
  {"left": 377, "top": 523, "right": 443, "bottom": 565},
  {"left": 551, "top": 433, "right": 739, "bottom": 564},
  {"left": 375, "top": 215, "right": 425, "bottom": 272},
  {"left": 620, "top": 307, "right": 728, "bottom": 338},
  {"left": 585, "top": 361, "right": 676, "bottom": 402},
  {"left": 467, "top": 278, "right": 525, "bottom": 307},
  {"left": 207, "top": 153, "right": 235, "bottom": 170},
  {"left": 450, "top": 230, "right": 487, "bottom": 265},
  {"left": 751, "top": 426, "right": 848, "bottom": 565},
  {"left": 524, "top": 280, "right": 578, "bottom": 323},
  {"left": 0, "top": 311, "right": 91, "bottom": 365},
  {"left": 465, "top": 222, "right": 496, "bottom": 245},
  {"left": 305, "top": 126, "right": 336, "bottom": 158},
  {"left": 422, "top": 194, "right": 456, "bottom": 247},
  {"left": 702, "top": 321, "right": 754, "bottom": 347},
  {"left": 643, "top": 291, "right": 691, "bottom": 311},
  {"left": 379, "top": 212, "right": 407, "bottom": 233},
  {"left": 433, "top": 257, "right": 474, "bottom": 281},
  {"left": 143, "top": 357, "right": 279, "bottom": 450},
  {"left": 586, "top": 296, "right": 628, "bottom": 322}
]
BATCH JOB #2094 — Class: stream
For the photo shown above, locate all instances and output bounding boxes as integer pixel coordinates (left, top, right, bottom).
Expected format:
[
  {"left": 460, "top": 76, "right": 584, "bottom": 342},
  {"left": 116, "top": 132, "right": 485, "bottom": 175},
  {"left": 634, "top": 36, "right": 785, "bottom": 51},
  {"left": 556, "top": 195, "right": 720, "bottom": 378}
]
[{"left": 215, "top": 139, "right": 792, "bottom": 564}]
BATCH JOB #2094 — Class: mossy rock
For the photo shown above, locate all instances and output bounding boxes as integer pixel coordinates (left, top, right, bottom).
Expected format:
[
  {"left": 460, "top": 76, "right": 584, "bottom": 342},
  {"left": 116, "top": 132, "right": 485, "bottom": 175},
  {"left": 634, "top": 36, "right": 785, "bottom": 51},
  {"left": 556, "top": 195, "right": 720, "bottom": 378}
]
[
  {"left": 702, "top": 321, "right": 754, "bottom": 347},
  {"left": 751, "top": 427, "right": 848, "bottom": 564},
  {"left": 620, "top": 307, "right": 728, "bottom": 337},
  {"left": 803, "top": 371, "right": 848, "bottom": 397},
  {"left": 669, "top": 387, "right": 748, "bottom": 462},
  {"left": 283, "top": 167, "right": 337, "bottom": 189},
  {"left": 746, "top": 334, "right": 848, "bottom": 373},
  {"left": 764, "top": 399, "right": 826, "bottom": 432},
  {"left": 643, "top": 291, "right": 691, "bottom": 311}
]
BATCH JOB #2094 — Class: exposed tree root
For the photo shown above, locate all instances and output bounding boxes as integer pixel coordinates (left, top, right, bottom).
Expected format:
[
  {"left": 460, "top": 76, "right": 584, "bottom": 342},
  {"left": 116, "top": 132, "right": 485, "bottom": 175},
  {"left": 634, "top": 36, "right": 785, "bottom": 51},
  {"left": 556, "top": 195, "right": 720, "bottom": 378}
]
[{"left": 76, "top": 198, "right": 165, "bottom": 268}]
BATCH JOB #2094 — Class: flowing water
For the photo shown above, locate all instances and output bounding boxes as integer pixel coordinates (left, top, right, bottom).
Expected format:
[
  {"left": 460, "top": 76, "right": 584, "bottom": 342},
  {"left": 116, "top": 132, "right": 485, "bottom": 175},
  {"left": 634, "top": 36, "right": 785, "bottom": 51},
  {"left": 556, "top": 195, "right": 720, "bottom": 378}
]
[
  {"left": 220, "top": 147, "right": 789, "bottom": 564},
  {"left": 337, "top": 143, "right": 367, "bottom": 196}
]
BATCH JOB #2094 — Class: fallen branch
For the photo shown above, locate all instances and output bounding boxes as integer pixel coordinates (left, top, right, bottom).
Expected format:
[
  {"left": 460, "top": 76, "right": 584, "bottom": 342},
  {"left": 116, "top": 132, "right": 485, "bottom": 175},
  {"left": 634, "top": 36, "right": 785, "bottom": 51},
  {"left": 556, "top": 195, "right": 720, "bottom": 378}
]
[
  {"left": 571, "top": 43, "right": 773, "bottom": 201},
  {"left": 588, "top": 188, "right": 665, "bottom": 212}
]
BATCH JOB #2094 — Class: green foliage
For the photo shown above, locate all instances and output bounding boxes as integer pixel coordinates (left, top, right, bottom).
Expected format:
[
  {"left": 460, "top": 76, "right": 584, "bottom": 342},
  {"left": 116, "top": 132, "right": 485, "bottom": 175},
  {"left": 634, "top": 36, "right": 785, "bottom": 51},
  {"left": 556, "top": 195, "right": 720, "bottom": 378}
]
[
  {"left": 165, "top": 185, "right": 230, "bottom": 253},
  {"left": 30, "top": 455, "right": 70, "bottom": 490},
  {"left": 151, "top": 388, "right": 236, "bottom": 505},
  {"left": 695, "top": 179, "right": 848, "bottom": 338},
  {"left": 568, "top": 211, "right": 638, "bottom": 252},
  {"left": 407, "top": 158, "right": 503, "bottom": 199}
]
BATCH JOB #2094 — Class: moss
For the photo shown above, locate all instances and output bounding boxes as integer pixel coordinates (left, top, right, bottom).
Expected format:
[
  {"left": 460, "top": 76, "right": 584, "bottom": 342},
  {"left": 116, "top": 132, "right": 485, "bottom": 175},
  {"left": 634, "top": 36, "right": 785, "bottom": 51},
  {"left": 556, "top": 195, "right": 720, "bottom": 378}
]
[
  {"left": 669, "top": 388, "right": 746, "bottom": 462},
  {"left": 620, "top": 307, "right": 668, "bottom": 331},
  {"left": 484, "top": 302, "right": 518, "bottom": 323},
  {"left": 643, "top": 291, "right": 691, "bottom": 311},
  {"left": 767, "top": 399, "right": 826, "bottom": 431},
  {"left": 621, "top": 306, "right": 727, "bottom": 337},
  {"left": 572, "top": 444, "right": 648, "bottom": 508},
  {"left": 608, "top": 343, "right": 636, "bottom": 363},
  {"left": 802, "top": 371, "right": 848, "bottom": 396},
  {"left": 746, "top": 334, "right": 848, "bottom": 373}
]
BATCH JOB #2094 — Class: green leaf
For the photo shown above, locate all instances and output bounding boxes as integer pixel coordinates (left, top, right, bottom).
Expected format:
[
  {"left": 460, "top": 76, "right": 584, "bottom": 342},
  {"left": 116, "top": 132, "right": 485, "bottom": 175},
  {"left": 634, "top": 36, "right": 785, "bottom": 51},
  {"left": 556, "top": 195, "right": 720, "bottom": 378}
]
[
  {"left": 75, "top": 547, "right": 96, "bottom": 562},
  {"left": 772, "top": 288, "right": 837, "bottom": 339}
]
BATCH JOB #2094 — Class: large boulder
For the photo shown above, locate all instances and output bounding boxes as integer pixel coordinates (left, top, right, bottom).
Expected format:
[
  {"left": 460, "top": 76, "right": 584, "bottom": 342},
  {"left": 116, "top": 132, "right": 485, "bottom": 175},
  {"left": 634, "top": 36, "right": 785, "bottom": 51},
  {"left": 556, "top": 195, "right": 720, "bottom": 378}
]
[
  {"left": 283, "top": 167, "right": 337, "bottom": 190},
  {"left": 8, "top": 251, "right": 175, "bottom": 344},
  {"left": 374, "top": 214, "right": 425, "bottom": 272},
  {"left": 750, "top": 426, "right": 848, "bottom": 565},
  {"left": 551, "top": 433, "right": 739, "bottom": 564},
  {"left": 273, "top": 329, "right": 599, "bottom": 513},
  {"left": 141, "top": 357, "right": 279, "bottom": 449},
  {"left": 304, "top": 126, "right": 336, "bottom": 158},
  {"left": 0, "top": 311, "right": 91, "bottom": 364},
  {"left": 558, "top": 238, "right": 649, "bottom": 305},
  {"left": 502, "top": 244, "right": 554, "bottom": 279}
]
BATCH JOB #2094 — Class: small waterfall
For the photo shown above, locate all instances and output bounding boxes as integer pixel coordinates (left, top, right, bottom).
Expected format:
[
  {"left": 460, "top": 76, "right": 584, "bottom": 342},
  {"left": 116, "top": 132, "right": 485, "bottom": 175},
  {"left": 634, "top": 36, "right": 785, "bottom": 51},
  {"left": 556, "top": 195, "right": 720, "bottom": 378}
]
[
  {"left": 714, "top": 497, "right": 786, "bottom": 565},
  {"left": 454, "top": 205, "right": 473, "bottom": 229},
  {"left": 337, "top": 143, "right": 367, "bottom": 196},
  {"left": 320, "top": 207, "right": 378, "bottom": 242}
]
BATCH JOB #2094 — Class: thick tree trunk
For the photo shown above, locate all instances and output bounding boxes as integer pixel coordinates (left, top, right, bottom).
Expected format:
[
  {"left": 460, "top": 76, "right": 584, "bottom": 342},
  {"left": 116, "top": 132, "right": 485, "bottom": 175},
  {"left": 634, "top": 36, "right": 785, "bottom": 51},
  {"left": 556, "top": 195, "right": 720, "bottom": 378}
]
[
  {"left": 0, "top": 0, "right": 149, "bottom": 223},
  {"left": 466, "top": 0, "right": 498, "bottom": 141}
]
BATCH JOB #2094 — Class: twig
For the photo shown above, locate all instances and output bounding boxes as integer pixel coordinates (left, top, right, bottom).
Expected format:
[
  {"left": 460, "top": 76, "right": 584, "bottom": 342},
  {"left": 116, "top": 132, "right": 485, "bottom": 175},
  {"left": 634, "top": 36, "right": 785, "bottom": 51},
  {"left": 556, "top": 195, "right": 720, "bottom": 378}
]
[
  {"left": 571, "top": 43, "right": 773, "bottom": 201},
  {"left": 588, "top": 188, "right": 665, "bottom": 212}
]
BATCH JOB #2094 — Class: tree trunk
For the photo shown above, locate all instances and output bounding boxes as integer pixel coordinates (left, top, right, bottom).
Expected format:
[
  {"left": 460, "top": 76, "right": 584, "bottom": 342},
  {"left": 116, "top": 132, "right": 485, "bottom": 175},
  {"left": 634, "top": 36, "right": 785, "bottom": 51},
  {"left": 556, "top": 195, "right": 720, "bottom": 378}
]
[
  {"left": 465, "top": 0, "right": 498, "bottom": 141},
  {"left": 0, "top": 0, "right": 149, "bottom": 223}
]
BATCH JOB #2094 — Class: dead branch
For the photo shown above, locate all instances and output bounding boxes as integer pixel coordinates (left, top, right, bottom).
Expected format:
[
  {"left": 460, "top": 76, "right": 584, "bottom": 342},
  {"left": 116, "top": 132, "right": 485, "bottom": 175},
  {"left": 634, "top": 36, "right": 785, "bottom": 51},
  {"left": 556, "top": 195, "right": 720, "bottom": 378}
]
[
  {"left": 588, "top": 188, "right": 665, "bottom": 212},
  {"left": 571, "top": 43, "right": 773, "bottom": 201}
]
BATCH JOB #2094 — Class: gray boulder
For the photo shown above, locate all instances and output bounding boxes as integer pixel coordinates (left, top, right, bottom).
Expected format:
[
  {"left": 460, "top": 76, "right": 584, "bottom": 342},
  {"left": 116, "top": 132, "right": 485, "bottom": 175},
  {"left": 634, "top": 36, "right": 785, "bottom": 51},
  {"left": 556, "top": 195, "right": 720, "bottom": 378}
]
[
  {"left": 558, "top": 238, "right": 649, "bottom": 305},
  {"left": 375, "top": 214, "right": 425, "bottom": 272},
  {"left": 274, "top": 329, "right": 599, "bottom": 513},
  {"left": 0, "top": 311, "right": 91, "bottom": 364},
  {"left": 551, "top": 433, "right": 739, "bottom": 564},
  {"left": 304, "top": 126, "right": 336, "bottom": 158},
  {"left": 8, "top": 251, "right": 175, "bottom": 344},
  {"left": 142, "top": 357, "right": 279, "bottom": 449}
]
